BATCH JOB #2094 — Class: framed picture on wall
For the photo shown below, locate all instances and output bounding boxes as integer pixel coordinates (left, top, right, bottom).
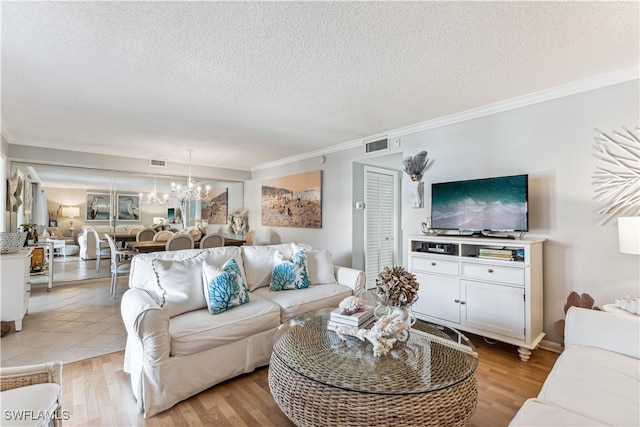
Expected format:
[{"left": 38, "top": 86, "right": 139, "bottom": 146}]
[
  {"left": 117, "top": 194, "right": 140, "bottom": 221},
  {"left": 86, "top": 193, "right": 111, "bottom": 221},
  {"left": 201, "top": 187, "right": 228, "bottom": 224},
  {"left": 261, "top": 170, "right": 322, "bottom": 228}
]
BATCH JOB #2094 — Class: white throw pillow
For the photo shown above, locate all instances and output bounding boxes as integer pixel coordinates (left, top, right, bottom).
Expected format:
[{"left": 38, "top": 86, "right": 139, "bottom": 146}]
[
  {"left": 151, "top": 250, "right": 209, "bottom": 317},
  {"left": 241, "top": 246, "right": 279, "bottom": 291},
  {"left": 305, "top": 249, "right": 336, "bottom": 284}
]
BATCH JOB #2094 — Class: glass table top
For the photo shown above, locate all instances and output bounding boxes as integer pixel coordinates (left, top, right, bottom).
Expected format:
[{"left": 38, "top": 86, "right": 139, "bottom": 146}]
[{"left": 272, "top": 308, "right": 478, "bottom": 395}]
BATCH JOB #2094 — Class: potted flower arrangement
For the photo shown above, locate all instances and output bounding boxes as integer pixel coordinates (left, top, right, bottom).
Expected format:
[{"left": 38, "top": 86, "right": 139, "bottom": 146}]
[
  {"left": 48, "top": 205, "right": 61, "bottom": 227},
  {"left": 20, "top": 223, "right": 38, "bottom": 245}
]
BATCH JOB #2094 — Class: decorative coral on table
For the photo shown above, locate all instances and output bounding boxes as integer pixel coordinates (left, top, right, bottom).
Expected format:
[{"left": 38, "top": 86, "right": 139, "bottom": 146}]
[
  {"left": 374, "top": 266, "right": 419, "bottom": 307},
  {"left": 332, "top": 312, "right": 409, "bottom": 357},
  {"left": 338, "top": 296, "right": 367, "bottom": 315}
]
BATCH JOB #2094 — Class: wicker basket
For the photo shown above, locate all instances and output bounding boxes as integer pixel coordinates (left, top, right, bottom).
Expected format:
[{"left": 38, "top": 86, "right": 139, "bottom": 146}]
[{"left": 0, "top": 232, "right": 27, "bottom": 254}]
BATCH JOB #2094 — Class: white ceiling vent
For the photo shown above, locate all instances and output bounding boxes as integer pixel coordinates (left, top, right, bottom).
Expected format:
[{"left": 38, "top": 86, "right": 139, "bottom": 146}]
[
  {"left": 149, "top": 158, "right": 167, "bottom": 168},
  {"left": 364, "top": 138, "right": 389, "bottom": 155}
]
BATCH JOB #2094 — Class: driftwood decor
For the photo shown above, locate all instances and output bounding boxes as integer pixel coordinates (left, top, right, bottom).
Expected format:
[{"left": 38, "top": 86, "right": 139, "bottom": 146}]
[
  {"left": 402, "top": 151, "right": 433, "bottom": 208},
  {"left": 374, "top": 266, "right": 419, "bottom": 307},
  {"left": 592, "top": 126, "right": 640, "bottom": 225}
]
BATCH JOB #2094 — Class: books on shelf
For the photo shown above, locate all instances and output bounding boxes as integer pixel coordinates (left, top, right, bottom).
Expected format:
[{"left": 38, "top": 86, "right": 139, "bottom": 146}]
[
  {"left": 327, "top": 315, "right": 376, "bottom": 331},
  {"left": 329, "top": 306, "right": 374, "bottom": 327},
  {"left": 478, "top": 247, "right": 522, "bottom": 260}
]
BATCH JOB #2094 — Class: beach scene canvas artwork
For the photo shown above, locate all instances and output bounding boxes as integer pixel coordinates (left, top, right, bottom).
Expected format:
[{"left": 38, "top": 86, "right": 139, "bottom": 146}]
[
  {"left": 261, "top": 171, "right": 322, "bottom": 228},
  {"left": 201, "top": 188, "right": 228, "bottom": 224}
]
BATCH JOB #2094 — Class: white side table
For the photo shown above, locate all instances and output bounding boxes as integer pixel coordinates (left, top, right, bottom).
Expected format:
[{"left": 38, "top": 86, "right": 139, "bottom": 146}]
[
  {"left": 602, "top": 303, "right": 638, "bottom": 317},
  {"left": 46, "top": 238, "right": 66, "bottom": 257}
]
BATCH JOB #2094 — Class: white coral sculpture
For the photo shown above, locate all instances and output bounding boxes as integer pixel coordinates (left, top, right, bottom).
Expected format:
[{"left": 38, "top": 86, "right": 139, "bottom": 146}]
[
  {"left": 333, "top": 312, "right": 408, "bottom": 357},
  {"left": 592, "top": 126, "right": 640, "bottom": 224},
  {"left": 338, "top": 296, "right": 367, "bottom": 315}
]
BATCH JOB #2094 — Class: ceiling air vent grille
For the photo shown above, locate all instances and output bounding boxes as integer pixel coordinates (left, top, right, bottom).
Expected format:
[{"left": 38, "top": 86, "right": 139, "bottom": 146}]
[
  {"left": 149, "top": 159, "right": 167, "bottom": 168},
  {"left": 364, "top": 138, "right": 389, "bottom": 154}
]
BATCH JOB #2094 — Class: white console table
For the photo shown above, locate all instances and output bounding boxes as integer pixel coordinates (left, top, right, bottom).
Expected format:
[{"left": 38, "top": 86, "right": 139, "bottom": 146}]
[
  {"left": 408, "top": 235, "right": 545, "bottom": 361},
  {"left": 0, "top": 249, "right": 32, "bottom": 331}
]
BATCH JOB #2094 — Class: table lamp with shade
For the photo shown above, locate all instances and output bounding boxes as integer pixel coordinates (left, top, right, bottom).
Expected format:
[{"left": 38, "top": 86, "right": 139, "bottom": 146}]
[
  {"left": 62, "top": 206, "right": 80, "bottom": 238},
  {"left": 618, "top": 217, "right": 640, "bottom": 255}
]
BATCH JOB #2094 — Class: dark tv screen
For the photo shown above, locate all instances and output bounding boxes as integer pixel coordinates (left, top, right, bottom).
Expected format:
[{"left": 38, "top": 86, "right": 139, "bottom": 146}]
[{"left": 431, "top": 174, "right": 528, "bottom": 232}]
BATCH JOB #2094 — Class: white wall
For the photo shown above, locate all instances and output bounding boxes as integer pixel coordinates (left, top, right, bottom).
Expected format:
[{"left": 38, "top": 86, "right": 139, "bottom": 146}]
[
  {"left": 401, "top": 79, "right": 639, "bottom": 343},
  {"left": 245, "top": 79, "right": 639, "bottom": 344}
]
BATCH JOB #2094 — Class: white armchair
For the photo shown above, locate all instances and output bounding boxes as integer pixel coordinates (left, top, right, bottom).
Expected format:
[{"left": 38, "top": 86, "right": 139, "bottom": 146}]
[{"left": 0, "top": 361, "right": 64, "bottom": 427}]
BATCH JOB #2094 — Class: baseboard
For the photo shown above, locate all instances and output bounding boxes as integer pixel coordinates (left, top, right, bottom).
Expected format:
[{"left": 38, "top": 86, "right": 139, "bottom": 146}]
[{"left": 538, "top": 339, "right": 563, "bottom": 354}]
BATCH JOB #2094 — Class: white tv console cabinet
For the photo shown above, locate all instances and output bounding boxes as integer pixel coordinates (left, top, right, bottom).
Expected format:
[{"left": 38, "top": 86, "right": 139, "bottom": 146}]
[{"left": 408, "top": 235, "right": 545, "bottom": 361}]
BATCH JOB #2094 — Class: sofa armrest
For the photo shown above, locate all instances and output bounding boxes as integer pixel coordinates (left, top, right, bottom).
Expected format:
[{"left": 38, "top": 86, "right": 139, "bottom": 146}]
[
  {"left": 565, "top": 306, "right": 640, "bottom": 359},
  {"left": 121, "top": 289, "right": 171, "bottom": 364},
  {"left": 333, "top": 265, "right": 366, "bottom": 298}
]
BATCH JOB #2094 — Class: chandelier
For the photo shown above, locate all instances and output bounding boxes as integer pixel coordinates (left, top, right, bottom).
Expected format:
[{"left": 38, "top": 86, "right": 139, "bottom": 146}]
[
  {"left": 140, "top": 177, "right": 170, "bottom": 205},
  {"left": 172, "top": 150, "right": 210, "bottom": 201}
]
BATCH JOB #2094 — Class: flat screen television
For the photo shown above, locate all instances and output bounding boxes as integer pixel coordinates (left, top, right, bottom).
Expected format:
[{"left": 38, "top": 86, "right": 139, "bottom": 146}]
[{"left": 431, "top": 174, "right": 528, "bottom": 234}]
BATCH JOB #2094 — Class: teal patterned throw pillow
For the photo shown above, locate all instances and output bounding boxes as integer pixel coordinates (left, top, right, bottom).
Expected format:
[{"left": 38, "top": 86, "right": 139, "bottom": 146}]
[
  {"left": 202, "top": 258, "right": 249, "bottom": 314},
  {"left": 269, "top": 248, "right": 311, "bottom": 291}
]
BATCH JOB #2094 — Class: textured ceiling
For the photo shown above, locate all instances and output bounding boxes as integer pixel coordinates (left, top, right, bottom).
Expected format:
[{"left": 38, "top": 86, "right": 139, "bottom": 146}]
[{"left": 2, "top": 1, "right": 639, "bottom": 171}]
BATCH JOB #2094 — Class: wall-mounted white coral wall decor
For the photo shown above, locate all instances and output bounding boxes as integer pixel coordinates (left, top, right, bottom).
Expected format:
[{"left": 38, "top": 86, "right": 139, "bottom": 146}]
[{"left": 592, "top": 126, "right": 640, "bottom": 225}]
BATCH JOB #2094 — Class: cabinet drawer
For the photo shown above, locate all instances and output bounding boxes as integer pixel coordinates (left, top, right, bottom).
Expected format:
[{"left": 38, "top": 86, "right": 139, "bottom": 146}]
[
  {"left": 411, "top": 257, "right": 458, "bottom": 276},
  {"left": 461, "top": 262, "right": 524, "bottom": 286}
]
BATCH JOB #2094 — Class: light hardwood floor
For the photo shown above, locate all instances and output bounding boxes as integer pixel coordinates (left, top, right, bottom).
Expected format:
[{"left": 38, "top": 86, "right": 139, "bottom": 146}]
[{"left": 62, "top": 335, "right": 559, "bottom": 426}]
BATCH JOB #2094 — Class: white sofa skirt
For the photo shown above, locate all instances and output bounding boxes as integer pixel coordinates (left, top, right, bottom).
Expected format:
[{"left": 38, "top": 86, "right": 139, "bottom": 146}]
[{"left": 124, "top": 327, "right": 277, "bottom": 418}]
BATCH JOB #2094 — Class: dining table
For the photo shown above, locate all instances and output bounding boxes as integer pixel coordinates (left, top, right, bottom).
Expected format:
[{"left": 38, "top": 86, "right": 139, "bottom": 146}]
[
  {"left": 105, "top": 232, "right": 138, "bottom": 248},
  {"left": 126, "top": 237, "right": 245, "bottom": 253}
]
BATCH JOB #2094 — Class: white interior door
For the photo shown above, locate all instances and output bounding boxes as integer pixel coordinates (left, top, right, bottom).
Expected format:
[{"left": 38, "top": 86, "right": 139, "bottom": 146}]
[{"left": 364, "top": 167, "right": 397, "bottom": 289}]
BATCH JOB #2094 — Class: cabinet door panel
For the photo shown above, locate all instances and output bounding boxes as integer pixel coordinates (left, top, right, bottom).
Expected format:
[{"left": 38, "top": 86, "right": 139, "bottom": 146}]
[
  {"left": 414, "top": 272, "right": 461, "bottom": 324},
  {"left": 463, "top": 280, "right": 525, "bottom": 340}
]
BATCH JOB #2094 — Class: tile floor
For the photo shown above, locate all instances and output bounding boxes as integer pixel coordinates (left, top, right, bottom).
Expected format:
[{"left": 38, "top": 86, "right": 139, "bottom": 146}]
[{"left": 1, "top": 255, "right": 127, "bottom": 367}]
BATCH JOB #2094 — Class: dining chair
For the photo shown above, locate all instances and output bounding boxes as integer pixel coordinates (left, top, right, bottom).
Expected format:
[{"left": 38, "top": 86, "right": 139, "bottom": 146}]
[
  {"left": 165, "top": 234, "right": 194, "bottom": 251},
  {"left": 90, "top": 228, "right": 111, "bottom": 272},
  {"left": 199, "top": 232, "right": 224, "bottom": 249},
  {"left": 104, "top": 234, "right": 136, "bottom": 298},
  {"left": 244, "top": 230, "right": 255, "bottom": 246},
  {"left": 136, "top": 228, "right": 156, "bottom": 241},
  {"left": 153, "top": 230, "right": 174, "bottom": 242}
]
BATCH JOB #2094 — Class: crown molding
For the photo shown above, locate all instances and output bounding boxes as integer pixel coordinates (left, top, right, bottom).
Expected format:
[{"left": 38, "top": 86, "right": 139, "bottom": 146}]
[
  {"left": 253, "top": 66, "right": 639, "bottom": 170},
  {"left": 386, "top": 66, "right": 639, "bottom": 139}
]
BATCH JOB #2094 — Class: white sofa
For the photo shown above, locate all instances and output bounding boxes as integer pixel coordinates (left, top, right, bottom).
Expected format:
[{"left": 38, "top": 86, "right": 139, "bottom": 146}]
[
  {"left": 121, "top": 243, "right": 365, "bottom": 418},
  {"left": 510, "top": 307, "right": 640, "bottom": 426}
]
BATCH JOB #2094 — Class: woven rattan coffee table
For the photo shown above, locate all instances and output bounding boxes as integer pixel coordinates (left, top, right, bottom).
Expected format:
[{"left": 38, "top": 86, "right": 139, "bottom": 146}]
[{"left": 268, "top": 309, "right": 478, "bottom": 427}]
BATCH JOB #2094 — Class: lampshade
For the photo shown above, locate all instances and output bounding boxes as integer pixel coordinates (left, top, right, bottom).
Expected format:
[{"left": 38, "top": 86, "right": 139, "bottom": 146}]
[
  {"left": 618, "top": 217, "right": 640, "bottom": 255},
  {"left": 61, "top": 206, "right": 80, "bottom": 218}
]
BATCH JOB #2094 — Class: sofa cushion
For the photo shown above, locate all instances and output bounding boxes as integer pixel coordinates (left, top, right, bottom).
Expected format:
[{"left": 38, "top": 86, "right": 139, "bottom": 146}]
[
  {"left": 241, "top": 243, "right": 313, "bottom": 291},
  {"left": 241, "top": 245, "right": 279, "bottom": 291},
  {"left": 535, "top": 344, "right": 640, "bottom": 426},
  {"left": 152, "top": 251, "right": 210, "bottom": 318},
  {"left": 304, "top": 249, "right": 336, "bottom": 285},
  {"left": 269, "top": 248, "right": 311, "bottom": 291},
  {"left": 130, "top": 247, "right": 244, "bottom": 312},
  {"left": 254, "top": 283, "right": 353, "bottom": 322},
  {"left": 168, "top": 294, "right": 281, "bottom": 356},
  {"left": 509, "top": 398, "right": 604, "bottom": 426},
  {"left": 1, "top": 383, "right": 61, "bottom": 426},
  {"left": 202, "top": 258, "right": 249, "bottom": 314}
]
